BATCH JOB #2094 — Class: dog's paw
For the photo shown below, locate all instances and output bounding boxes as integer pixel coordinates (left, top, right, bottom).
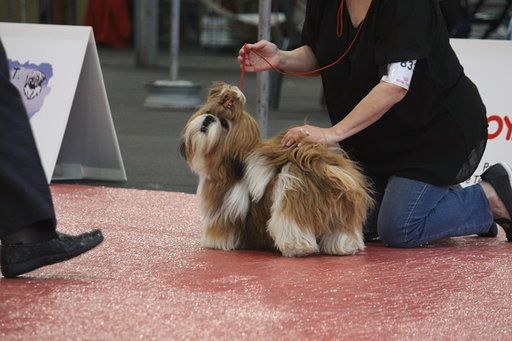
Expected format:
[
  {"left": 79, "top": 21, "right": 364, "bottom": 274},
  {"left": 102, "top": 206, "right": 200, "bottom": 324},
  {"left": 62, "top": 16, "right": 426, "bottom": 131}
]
[
  {"left": 319, "top": 231, "right": 364, "bottom": 255},
  {"left": 280, "top": 244, "right": 319, "bottom": 257},
  {"left": 201, "top": 231, "right": 240, "bottom": 250}
]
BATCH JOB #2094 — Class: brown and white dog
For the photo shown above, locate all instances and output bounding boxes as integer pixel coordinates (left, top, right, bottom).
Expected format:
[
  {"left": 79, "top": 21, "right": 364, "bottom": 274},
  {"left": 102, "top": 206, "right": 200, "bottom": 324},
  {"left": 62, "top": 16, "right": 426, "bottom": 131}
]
[{"left": 181, "top": 83, "right": 373, "bottom": 257}]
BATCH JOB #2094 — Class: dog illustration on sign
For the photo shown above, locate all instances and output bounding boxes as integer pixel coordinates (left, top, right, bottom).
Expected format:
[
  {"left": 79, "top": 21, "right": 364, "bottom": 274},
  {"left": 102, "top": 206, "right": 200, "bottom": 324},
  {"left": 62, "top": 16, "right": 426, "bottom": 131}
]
[
  {"left": 8, "top": 59, "right": 53, "bottom": 119},
  {"left": 23, "top": 69, "right": 46, "bottom": 100}
]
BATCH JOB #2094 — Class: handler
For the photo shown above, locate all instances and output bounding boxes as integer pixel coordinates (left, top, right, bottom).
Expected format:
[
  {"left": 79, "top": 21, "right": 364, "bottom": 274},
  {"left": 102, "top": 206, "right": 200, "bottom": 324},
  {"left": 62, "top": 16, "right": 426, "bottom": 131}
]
[
  {"left": 238, "top": 0, "right": 512, "bottom": 247},
  {"left": 0, "top": 39, "right": 103, "bottom": 277}
]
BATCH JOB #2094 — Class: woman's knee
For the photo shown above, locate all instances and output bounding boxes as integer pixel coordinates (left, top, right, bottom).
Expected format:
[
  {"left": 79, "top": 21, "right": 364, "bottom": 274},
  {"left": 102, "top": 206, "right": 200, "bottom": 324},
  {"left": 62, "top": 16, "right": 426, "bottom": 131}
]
[
  {"left": 376, "top": 176, "right": 438, "bottom": 248},
  {"left": 377, "top": 218, "right": 422, "bottom": 248}
]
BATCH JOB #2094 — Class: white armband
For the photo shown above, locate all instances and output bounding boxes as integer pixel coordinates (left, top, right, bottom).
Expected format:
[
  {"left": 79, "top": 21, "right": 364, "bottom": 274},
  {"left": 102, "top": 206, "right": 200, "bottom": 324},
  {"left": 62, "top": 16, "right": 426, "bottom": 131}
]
[{"left": 381, "top": 60, "right": 416, "bottom": 90}]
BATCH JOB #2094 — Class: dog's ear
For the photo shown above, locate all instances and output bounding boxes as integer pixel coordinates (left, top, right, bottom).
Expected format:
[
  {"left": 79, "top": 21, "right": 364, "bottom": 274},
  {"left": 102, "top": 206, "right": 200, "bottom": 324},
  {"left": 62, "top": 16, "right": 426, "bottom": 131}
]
[
  {"left": 37, "top": 70, "right": 46, "bottom": 83},
  {"left": 223, "top": 110, "right": 261, "bottom": 159},
  {"left": 179, "top": 141, "right": 187, "bottom": 160}
]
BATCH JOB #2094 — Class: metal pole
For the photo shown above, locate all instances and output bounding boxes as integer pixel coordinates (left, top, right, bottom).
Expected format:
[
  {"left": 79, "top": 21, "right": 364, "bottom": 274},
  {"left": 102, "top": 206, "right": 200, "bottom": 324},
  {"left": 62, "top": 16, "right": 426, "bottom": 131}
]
[
  {"left": 134, "top": 0, "right": 159, "bottom": 67},
  {"left": 144, "top": 0, "right": 201, "bottom": 110},
  {"left": 170, "top": 0, "right": 180, "bottom": 81},
  {"left": 257, "top": 0, "right": 271, "bottom": 138}
]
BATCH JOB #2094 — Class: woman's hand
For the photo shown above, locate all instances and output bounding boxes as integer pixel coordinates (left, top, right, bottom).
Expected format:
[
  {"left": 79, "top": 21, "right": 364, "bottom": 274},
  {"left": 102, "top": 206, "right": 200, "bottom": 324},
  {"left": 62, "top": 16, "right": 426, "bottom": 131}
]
[
  {"left": 281, "top": 125, "right": 339, "bottom": 147},
  {"left": 238, "top": 40, "right": 280, "bottom": 72}
]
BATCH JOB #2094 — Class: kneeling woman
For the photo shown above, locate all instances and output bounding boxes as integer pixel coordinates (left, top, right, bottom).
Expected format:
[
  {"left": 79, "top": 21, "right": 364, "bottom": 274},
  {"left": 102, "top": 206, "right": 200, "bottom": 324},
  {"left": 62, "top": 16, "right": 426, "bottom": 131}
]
[{"left": 238, "top": 0, "right": 512, "bottom": 246}]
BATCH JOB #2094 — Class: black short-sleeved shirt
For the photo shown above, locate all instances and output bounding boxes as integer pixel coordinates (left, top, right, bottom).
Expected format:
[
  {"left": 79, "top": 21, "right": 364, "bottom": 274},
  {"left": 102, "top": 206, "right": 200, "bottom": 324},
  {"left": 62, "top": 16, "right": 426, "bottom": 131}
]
[{"left": 302, "top": 0, "right": 488, "bottom": 185}]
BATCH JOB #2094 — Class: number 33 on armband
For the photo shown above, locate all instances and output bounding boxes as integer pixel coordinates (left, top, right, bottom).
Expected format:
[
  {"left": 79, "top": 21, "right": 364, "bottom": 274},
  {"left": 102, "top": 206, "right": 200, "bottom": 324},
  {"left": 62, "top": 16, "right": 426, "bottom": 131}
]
[
  {"left": 382, "top": 60, "right": 417, "bottom": 90},
  {"left": 400, "top": 61, "right": 416, "bottom": 71}
]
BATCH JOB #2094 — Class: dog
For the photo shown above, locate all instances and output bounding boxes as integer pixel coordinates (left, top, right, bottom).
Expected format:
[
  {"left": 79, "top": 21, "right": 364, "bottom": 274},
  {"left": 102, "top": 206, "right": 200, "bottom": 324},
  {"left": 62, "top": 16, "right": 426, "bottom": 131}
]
[
  {"left": 23, "top": 70, "right": 46, "bottom": 100},
  {"left": 181, "top": 83, "right": 373, "bottom": 257}
]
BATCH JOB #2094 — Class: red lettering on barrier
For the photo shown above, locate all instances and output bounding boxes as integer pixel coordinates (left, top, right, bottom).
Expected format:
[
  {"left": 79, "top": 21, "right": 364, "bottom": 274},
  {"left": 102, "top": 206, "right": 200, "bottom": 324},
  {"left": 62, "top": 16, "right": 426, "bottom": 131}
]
[
  {"left": 505, "top": 116, "right": 512, "bottom": 140},
  {"left": 487, "top": 115, "right": 511, "bottom": 141},
  {"left": 488, "top": 115, "right": 502, "bottom": 139}
]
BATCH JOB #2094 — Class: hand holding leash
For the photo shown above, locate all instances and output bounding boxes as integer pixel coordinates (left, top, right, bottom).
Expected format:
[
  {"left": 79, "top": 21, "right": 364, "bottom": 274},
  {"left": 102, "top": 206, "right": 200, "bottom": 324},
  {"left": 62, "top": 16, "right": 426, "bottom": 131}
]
[{"left": 238, "top": 40, "right": 280, "bottom": 73}]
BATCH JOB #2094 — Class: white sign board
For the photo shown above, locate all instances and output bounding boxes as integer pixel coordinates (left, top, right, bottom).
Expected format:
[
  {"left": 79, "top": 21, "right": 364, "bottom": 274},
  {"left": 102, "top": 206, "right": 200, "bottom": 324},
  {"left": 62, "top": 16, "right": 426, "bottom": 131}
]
[
  {"left": 0, "top": 22, "right": 126, "bottom": 183},
  {"left": 450, "top": 39, "right": 512, "bottom": 185}
]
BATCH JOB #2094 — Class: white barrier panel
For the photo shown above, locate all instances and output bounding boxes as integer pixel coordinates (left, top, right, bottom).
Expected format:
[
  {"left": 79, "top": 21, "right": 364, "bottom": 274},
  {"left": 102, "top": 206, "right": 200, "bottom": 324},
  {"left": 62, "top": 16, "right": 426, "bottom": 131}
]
[
  {"left": 451, "top": 39, "right": 512, "bottom": 185},
  {"left": 0, "top": 22, "right": 126, "bottom": 183}
]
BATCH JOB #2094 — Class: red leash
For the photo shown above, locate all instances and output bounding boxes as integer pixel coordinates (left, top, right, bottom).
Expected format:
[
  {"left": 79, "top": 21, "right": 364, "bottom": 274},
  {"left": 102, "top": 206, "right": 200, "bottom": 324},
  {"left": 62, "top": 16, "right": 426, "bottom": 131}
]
[{"left": 239, "top": 0, "right": 368, "bottom": 90}]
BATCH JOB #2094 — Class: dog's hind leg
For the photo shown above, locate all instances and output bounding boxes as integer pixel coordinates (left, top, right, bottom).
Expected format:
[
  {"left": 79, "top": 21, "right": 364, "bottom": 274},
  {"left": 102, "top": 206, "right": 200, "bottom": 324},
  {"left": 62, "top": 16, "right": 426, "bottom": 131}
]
[
  {"left": 267, "top": 214, "right": 318, "bottom": 257},
  {"left": 319, "top": 230, "right": 365, "bottom": 256},
  {"left": 267, "top": 165, "right": 319, "bottom": 257}
]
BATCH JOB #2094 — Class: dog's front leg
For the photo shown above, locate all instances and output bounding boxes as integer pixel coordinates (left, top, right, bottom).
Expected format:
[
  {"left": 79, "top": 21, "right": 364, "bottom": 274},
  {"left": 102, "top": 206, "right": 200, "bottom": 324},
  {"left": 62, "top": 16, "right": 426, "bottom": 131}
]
[{"left": 200, "top": 217, "right": 241, "bottom": 251}]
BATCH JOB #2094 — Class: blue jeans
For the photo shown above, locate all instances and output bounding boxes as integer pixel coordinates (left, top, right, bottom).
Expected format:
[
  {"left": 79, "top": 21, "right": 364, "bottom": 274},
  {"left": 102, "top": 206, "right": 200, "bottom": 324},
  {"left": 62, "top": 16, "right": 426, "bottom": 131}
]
[{"left": 364, "top": 175, "right": 494, "bottom": 247}]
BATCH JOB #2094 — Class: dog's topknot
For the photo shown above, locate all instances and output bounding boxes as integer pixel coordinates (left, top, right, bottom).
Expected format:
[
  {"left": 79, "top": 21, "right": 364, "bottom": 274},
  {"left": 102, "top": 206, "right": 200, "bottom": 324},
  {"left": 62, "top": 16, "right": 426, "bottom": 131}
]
[{"left": 207, "top": 82, "right": 246, "bottom": 106}]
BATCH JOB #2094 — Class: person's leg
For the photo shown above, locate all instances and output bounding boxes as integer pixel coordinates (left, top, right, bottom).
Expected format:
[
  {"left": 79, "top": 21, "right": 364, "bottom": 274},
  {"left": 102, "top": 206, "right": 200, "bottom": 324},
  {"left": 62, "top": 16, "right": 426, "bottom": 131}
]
[
  {"left": 0, "top": 39, "right": 57, "bottom": 242},
  {"left": 377, "top": 176, "right": 494, "bottom": 247},
  {"left": 2, "top": 219, "right": 57, "bottom": 245},
  {"left": 0, "top": 39, "right": 103, "bottom": 278},
  {"left": 444, "top": 183, "right": 498, "bottom": 237}
]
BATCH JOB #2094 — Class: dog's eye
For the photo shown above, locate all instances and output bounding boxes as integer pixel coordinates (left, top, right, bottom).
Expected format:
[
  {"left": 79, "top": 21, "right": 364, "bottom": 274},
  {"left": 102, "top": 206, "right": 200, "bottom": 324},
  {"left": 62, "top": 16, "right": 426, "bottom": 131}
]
[{"left": 220, "top": 118, "right": 229, "bottom": 129}]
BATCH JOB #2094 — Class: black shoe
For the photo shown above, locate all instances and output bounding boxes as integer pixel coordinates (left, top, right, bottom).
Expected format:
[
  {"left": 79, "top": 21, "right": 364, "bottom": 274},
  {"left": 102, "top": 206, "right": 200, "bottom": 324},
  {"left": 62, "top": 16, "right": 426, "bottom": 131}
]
[
  {"left": 364, "top": 232, "right": 380, "bottom": 243},
  {"left": 481, "top": 162, "right": 512, "bottom": 242},
  {"left": 1, "top": 229, "right": 103, "bottom": 278},
  {"left": 478, "top": 222, "right": 499, "bottom": 238}
]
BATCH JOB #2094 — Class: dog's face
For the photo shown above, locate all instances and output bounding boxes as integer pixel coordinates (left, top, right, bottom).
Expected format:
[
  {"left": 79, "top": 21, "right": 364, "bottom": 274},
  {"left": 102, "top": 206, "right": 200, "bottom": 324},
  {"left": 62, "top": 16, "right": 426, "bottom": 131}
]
[
  {"left": 181, "top": 83, "right": 261, "bottom": 178},
  {"left": 26, "top": 70, "right": 46, "bottom": 88},
  {"left": 23, "top": 70, "right": 46, "bottom": 100}
]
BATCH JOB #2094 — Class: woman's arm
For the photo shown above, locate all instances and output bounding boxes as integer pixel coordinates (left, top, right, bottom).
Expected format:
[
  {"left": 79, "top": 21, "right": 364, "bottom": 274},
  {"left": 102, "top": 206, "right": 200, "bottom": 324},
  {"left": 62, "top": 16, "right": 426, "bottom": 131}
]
[
  {"left": 238, "top": 40, "right": 318, "bottom": 74},
  {"left": 282, "top": 81, "right": 407, "bottom": 146},
  {"left": 330, "top": 81, "right": 407, "bottom": 141},
  {"left": 278, "top": 45, "right": 318, "bottom": 73}
]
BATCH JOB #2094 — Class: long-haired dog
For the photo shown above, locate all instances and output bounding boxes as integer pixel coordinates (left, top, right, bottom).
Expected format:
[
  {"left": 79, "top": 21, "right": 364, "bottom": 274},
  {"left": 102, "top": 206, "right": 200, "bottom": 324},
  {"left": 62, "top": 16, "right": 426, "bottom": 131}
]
[{"left": 181, "top": 83, "right": 373, "bottom": 257}]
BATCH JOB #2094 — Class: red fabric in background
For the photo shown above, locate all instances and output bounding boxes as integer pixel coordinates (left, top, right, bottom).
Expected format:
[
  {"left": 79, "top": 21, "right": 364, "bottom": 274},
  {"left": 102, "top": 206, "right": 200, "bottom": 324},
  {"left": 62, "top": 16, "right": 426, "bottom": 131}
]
[{"left": 83, "top": 0, "right": 132, "bottom": 48}]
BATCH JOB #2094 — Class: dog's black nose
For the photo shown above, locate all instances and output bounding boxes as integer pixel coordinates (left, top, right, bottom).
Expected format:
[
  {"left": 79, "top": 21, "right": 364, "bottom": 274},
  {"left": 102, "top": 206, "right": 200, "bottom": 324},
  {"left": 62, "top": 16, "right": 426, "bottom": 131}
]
[{"left": 200, "top": 115, "right": 216, "bottom": 133}]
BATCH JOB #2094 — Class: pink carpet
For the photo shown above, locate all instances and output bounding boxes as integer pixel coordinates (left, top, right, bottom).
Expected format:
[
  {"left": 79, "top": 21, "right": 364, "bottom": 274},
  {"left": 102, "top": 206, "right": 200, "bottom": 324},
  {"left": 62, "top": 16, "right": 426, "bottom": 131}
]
[{"left": 1, "top": 184, "right": 511, "bottom": 340}]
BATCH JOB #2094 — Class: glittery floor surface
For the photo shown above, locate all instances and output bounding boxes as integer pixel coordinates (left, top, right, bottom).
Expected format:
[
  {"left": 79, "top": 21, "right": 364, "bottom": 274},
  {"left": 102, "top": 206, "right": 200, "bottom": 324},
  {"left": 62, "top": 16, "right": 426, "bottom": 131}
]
[{"left": 1, "top": 184, "right": 512, "bottom": 340}]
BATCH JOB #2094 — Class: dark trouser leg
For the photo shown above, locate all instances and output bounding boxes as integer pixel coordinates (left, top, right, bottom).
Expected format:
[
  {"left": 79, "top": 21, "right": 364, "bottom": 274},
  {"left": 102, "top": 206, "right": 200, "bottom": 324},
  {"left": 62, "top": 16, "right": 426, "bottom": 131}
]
[
  {"left": 2, "top": 219, "right": 57, "bottom": 244},
  {"left": 0, "top": 39, "right": 56, "bottom": 241}
]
